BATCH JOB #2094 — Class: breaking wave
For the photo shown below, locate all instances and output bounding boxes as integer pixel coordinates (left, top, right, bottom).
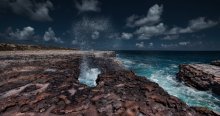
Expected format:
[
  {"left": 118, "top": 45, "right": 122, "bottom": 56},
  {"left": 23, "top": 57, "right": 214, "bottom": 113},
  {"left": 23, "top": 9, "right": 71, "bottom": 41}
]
[{"left": 117, "top": 52, "right": 220, "bottom": 112}]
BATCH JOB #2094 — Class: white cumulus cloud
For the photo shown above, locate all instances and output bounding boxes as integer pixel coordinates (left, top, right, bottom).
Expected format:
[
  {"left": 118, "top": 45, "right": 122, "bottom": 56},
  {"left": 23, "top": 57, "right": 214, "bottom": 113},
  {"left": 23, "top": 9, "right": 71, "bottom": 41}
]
[
  {"left": 136, "top": 42, "right": 145, "bottom": 48},
  {"left": 75, "top": 0, "right": 100, "bottom": 13},
  {"left": 43, "top": 27, "right": 63, "bottom": 43},
  {"left": 169, "top": 17, "right": 218, "bottom": 34},
  {"left": 0, "top": 0, "right": 54, "bottom": 21},
  {"left": 9, "top": 26, "right": 35, "bottom": 40},
  {"left": 126, "top": 4, "right": 163, "bottom": 27},
  {"left": 121, "top": 32, "right": 133, "bottom": 40},
  {"left": 124, "top": 3, "right": 218, "bottom": 41},
  {"left": 135, "top": 23, "right": 166, "bottom": 39},
  {"left": 91, "top": 31, "right": 100, "bottom": 39}
]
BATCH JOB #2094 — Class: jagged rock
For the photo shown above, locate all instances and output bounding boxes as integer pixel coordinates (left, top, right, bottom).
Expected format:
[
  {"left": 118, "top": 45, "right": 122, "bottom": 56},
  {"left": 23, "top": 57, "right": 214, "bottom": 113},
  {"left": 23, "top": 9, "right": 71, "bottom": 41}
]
[
  {"left": 0, "top": 50, "right": 218, "bottom": 116},
  {"left": 211, "top": 60, "right": 220, "bottom": 67},
  {"left": 177, "top": 64, "right": 220, "bottom": 95}
]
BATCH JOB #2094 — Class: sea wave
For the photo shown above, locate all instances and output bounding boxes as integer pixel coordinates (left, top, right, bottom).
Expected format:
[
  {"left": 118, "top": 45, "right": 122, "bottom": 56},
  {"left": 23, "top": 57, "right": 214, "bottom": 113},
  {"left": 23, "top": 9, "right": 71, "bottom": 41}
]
[{"left": 117, "top": 56, "right": 220, "bottom": 112}]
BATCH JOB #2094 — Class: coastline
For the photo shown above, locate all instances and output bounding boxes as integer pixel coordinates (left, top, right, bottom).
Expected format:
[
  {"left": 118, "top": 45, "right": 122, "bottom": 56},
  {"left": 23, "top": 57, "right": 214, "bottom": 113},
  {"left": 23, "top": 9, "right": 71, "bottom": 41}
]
[{"left": 0, "top": 49, "right": 219, "bottom": 115}]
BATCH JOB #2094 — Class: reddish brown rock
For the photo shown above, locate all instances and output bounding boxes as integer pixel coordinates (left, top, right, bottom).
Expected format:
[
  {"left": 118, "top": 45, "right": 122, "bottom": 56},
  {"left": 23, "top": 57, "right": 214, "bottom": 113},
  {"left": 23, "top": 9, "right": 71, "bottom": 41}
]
[
  {"left": 177, "top": 64, "right": 220, "bottom": 95},
  {"left": 0, "top": 50, "right": 218, "bottom": 116}
]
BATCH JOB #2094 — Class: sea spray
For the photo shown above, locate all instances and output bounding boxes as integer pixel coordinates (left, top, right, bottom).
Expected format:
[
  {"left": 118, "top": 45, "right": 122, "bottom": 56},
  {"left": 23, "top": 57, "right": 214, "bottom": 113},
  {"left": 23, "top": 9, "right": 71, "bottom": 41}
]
[
  {"left": 72, "top": 17, "right": 110, "bottom": 87},
  {"left": 78, "top": 57, "right": 101, "bottom": 87}
]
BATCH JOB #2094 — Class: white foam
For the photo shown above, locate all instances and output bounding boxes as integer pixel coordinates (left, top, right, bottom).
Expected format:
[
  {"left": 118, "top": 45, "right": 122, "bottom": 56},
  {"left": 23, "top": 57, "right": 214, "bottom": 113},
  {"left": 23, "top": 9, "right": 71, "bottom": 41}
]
[
  {"left": 79, "top": 68, "right": 101, "bottom": 87},
  {"left": 148, "top": 70, "right": 220, "bottom": 112},
  {"left": 116, "top": 57, "right": 135, "bottom": 69},
  {"left": 118, "top": 56, "right": 220, "bottom": 112},
  {"left": 78, "top": 59, "right": 101, "bottom": 87}
]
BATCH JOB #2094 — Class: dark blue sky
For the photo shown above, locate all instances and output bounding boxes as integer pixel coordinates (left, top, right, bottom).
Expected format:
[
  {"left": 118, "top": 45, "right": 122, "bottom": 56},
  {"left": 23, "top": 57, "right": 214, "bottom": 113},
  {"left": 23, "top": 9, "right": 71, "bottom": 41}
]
[{"left": 0, "top": 0, "right": 220, "bottom": 50}]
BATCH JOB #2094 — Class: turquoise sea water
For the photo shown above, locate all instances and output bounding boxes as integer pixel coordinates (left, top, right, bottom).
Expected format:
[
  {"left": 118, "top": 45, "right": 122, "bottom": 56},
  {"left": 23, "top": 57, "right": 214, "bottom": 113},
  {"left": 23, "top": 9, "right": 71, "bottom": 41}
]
[{"left": 116, "top": 51, "right": 220, "bottom": 112}]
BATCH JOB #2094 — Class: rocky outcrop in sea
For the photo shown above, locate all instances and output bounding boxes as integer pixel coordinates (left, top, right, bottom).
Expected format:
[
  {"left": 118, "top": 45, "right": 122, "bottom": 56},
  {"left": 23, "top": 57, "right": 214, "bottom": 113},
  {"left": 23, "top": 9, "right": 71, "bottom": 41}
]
[
  {"left": 211, "top": 60, "right": 220, "bottom": 67},
  {"left": 177, "top": 62, "right": 220, "bottom": 96},
  {"left": 0, "top": 49, "right": 219, "bottom": 115}
]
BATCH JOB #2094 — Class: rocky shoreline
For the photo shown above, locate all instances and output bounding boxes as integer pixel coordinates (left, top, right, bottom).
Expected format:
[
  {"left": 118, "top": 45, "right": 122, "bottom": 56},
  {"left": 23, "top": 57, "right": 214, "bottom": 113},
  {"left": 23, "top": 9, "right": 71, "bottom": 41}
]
[
  {"left": 177, "top": 62, "right": 220, "bottom": 96},
  {"left": 0, "top": 43, "right": 76, "bottom": 51},
  {"left": 0, "top": 50, "right": 219, "bottom": 116}
]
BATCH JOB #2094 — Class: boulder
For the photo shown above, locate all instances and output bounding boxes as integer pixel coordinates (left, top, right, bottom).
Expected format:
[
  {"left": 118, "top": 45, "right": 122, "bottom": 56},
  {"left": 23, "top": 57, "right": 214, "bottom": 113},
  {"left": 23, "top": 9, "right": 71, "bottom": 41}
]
[
  {"left": 211, "top": 60, "right": 220, "bottom": 67},
  {"left": 177, "top": 64, "right": 220, "bottom": 95}
]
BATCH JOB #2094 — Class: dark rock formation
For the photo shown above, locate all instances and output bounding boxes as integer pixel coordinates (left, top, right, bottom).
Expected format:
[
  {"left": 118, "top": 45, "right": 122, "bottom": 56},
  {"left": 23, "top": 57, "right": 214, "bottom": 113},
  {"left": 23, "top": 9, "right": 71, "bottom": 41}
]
[
  {"left": 0, "top": 43, "right": 76, "bottom": 51},
  {"left": 177, "top": 64, "right": 220, "bottom": 95},
  {"left": 0, "top": 50, "right": 218, "bottom": 116},
  {"left": 211, "top": 60, "right": 220, "bottom": 67}
]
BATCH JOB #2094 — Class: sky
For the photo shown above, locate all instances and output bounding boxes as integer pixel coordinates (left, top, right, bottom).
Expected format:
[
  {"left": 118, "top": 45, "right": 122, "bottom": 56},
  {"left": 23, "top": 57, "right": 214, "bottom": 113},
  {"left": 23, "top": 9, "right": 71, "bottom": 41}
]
[{"left": 0, "top": 0, "right": 220, "bottom": 50}]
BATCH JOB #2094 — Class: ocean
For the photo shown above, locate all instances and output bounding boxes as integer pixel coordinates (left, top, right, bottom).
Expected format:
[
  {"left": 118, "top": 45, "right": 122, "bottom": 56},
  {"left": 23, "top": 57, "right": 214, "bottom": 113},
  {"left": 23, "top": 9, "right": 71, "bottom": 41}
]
[{"left": 116, "top": 51, "right": 220, "bottom": 112}]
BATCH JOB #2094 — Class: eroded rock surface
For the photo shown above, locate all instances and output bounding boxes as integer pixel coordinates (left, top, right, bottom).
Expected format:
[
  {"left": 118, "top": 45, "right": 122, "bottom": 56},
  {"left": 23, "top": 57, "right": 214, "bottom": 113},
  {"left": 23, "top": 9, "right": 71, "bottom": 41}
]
[
  {"left": 0, "top": 50, "right": 218, "bottom": 116},
  {"left": 211, "top": 60, "right": 220, "bottom": 67},
  {"left": 177, "top": 64, "right": 220, "bottom": 95}
]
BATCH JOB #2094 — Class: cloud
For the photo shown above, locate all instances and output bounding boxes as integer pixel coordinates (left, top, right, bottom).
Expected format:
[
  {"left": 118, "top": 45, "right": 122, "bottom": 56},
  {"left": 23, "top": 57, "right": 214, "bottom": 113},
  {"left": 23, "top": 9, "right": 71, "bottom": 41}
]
[
  {"left": 135, "top": 23, "right": 166, "bottom": 39},
  {"left": 121, "top": 32, "right": 133, "bottom": 40},
  {"left": 72, "top": 17, "right": 113, "bottom": 49},
  {"left": 3, "top": 26, "right": 64, "bottom": 43},
  {"left": 73, "top": 17, "right": 110, "bottom": 32},
  {"left": 126, "top": 4, "right": 163, "bottom": 27},
  {"left": 43, "top": 27, "right": 63, "bottom": 43},
  {"left": 0, "top": 0, "right": 53, "bottom": 21},
  {"left": 169, "top": 17, "right": 218, "bottom": 34},
  {"left": 91, "top": 31, "right": 100, "bottom": 39},
  {"left": 179, "top": 41, "right": 190, "bottom": 46},
  {"left": 124, "top": 3, "right": 218, "bottom": 41},
  {"left": 108, "top": 33, "right": 122, "bottom": 40},
  {"left": 126, "top": 15, "right": 139, "bottom": 27},
  {"left": 72, "top": 40, "right": 78, "bottom": 45},
  {"left": 161, "top": 41, "right": 191, "bottom": 48},
  {"left": 134, "top": 17, "right": 217, "bottom": 40},
  {"left": 161, "top": 43, "right": 178, "bottom": 48},
  {"left": 73, "top": 17, "right": 111, "bottom": 42},
  {"left": 75, "top": 0, "right": 100, "bottom": 13},
  {"left": 136, "top": 42, "right": 145, "bottom": 48},
  {"left": 108, "top": 32, "right": 133, "bottom": 40},
  {"left": 148, "top": 42, "right": 154, "bottom": 47},
  {"left": 162, "top": 35, "right": 179, "bottom": 40},
  {"left": 9, "top": 26, "right": 35, "bottom": 40}
]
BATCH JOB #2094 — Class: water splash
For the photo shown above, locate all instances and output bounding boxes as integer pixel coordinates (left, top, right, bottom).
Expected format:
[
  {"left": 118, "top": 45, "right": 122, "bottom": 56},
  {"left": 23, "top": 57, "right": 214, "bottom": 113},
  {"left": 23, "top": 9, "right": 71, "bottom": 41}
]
[
  {"left": 72, "top": 17, "right": 106, "bottom": 87},
  {"left": 78, "top": 58, "right": 101, "bottom": 87}
]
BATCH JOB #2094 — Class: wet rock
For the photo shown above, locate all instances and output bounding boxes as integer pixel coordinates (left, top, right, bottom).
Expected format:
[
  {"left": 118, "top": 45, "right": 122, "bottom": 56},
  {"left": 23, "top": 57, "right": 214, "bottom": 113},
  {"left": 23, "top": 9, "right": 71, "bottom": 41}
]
[
  {"left": 177, "top": 64, "right": 220, "bottom": 95},
  {"left": 211, "top": 60, "right": 220, "bottom": 67},
  {"left": 212, "top": 82, "right": 220, "bottom": 95}
]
